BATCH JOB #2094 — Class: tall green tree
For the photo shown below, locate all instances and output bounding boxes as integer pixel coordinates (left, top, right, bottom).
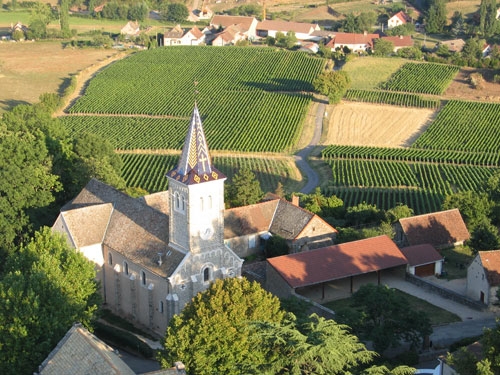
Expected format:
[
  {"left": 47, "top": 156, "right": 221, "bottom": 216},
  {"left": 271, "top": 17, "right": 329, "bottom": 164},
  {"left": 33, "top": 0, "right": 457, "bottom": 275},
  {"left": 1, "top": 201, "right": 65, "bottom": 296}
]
[
  {"left": 159, "top": 278, "right": 286, "bottom": 375},
  {"left": 442, "top": 191, "right": 493, "bottom": 230},
  {"left": 479, "top": 0, "right": 499, "bottom": 37},
  {"left": 59, "top": 0, "right": 71, "bottom": 38},
  {"left": 356, "top": 11, "right": 377, "bottom": 33},
  {"left": 0, "top": 228, "right": 100, "bottom": 375},
  {"left": 313, "top": 70, "right": 351, "bottom": 104},
  {"left": 226, "top": 167, "right": 263, "bottom": 207},
  {"left": 374, "top": 38, "right": 395, "bottom": 56},
  {"left": 28, "top": 2, "right": 54, "bottom": 39},
  {"left": 0, "top": 117, "right": 61, "bottom": 261},
  {"left": 166, "top": 3, "right": 189, "bottom": 23},
  {"left": 425, "top": 0, "right": 447, "bottom": 33}
]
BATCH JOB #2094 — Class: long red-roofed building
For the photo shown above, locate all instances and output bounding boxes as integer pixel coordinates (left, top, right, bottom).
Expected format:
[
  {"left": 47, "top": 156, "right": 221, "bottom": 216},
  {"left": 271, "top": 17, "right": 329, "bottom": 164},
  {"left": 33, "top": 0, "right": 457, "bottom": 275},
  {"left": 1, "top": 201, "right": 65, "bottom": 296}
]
[{"left": 266, "top": 235, "right": 408, "bottom": 298}]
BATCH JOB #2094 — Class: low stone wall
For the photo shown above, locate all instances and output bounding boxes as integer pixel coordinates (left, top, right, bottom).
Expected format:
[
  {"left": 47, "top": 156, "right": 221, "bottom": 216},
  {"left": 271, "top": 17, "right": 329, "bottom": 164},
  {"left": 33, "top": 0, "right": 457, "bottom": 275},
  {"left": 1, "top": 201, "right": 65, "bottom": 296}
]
[{"left": 405, "top": 273, "right": 485, "bottom": 311}]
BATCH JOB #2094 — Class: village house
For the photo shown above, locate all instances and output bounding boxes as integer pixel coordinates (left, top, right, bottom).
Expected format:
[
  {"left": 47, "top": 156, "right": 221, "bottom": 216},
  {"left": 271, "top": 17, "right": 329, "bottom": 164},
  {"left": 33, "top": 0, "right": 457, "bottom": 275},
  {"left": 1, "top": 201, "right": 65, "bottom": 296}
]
[
  {"left": 325, "top": 32, "right": 380, "bottom": 53},
  {"left": 299, "top": 42, "right": 320, "bottom": 54},
  {"left": 53, "top": 104, "right": 243, "bottom": 336},
  {"left": 209, "top": 15, "right": 258, "bottom": 40},
  {"left": 224, "top": 196, "right": 337, "bottom": 258},
  {"left": 121, "top": 21, "right": 141, "bottom": 38},
  {"left": 467, "top": 250, "right": 500, "bottom": 305},
  {"left": 256, "top": 20, "right": 321, "bottom": 41},
  {"left": 394, "top": 208, "right": 470, "bottom": 249},
  {"left": 387, "top": 11, "right": 410, "bottom": 29},
  {"left": 210, "top": 24, "right": 246, "bottom": 46},
  {"left": 163, "top": 25, "right": 205, "bottom": 46},
  {"left": 381, "top": 35, "right": 414, "bottom": 52},
  {"left": 439, "top": 39, "right": 466, "bottom": 53}
]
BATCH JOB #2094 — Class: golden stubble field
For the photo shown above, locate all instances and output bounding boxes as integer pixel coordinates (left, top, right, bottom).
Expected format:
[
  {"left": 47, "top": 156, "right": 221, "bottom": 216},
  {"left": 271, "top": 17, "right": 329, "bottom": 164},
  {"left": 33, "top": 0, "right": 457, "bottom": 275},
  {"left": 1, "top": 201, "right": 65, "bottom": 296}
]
[
  {"left": 322, "top": 102, "right": 436, "bottom": 148},
  {"left": 0, "top": 41, "right": 119, "bottom": 112}
]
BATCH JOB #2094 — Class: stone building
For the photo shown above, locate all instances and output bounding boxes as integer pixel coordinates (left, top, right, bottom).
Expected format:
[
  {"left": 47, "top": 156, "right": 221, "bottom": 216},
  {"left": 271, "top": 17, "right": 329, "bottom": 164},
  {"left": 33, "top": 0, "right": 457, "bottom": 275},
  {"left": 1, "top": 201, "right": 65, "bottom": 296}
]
[{"left": 53, "top": 104, "right": 243, "bottom": 336}]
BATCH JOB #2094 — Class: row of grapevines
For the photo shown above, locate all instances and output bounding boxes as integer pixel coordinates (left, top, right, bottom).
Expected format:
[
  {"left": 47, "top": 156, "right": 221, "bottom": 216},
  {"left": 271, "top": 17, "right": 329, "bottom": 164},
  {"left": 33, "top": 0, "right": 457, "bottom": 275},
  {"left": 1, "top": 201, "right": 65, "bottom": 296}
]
[
  {"left": 413, "top": 100, "right": 500, "bottom": 154},
  {"left": 379, "top": 62, "right": 460, "bottom": 95},
  {"left": 68, "top": 47, "right": 324, "bottom": 116},
  {"left": 323, "top": 186, "right": 443, "bottom": 215},
  {"left": 61, "top": 92, "right": 311, "bottom": 152},
  {"left": 344, "top": 89, "right": 440, "bottom": 108},
  {"left": 120, "top": 153, "right": 294, "bottom": 193},
  {"left": 321, "top": 144, "right": 500, "bottom": 166}
]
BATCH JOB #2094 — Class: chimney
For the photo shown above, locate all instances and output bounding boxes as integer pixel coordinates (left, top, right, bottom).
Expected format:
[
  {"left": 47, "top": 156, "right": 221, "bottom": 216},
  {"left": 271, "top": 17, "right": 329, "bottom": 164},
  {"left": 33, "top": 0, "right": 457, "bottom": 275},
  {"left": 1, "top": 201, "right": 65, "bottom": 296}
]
[
  {"left": 291, "top": 195, "right": 299, "bottom": 207},
  {"left": 363, "top": 30, "right": 367, "bottom": 36}
]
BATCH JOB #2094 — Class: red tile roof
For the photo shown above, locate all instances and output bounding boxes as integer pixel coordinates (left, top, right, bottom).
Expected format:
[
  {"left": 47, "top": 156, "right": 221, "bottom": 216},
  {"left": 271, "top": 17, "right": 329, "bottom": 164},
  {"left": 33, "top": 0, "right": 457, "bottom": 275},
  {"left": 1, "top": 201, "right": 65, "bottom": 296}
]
[
  {"left": 479, "top": 250, "right": 500, "bottom": 286},
  {"left": 267, "top": 235, "right": 407, "bottom": 288},
  {"left": 400, "top": 244, "right": 442, "bottom": 266},
  {"left": 391, "top": 11, "right": 409, "bottom": 24},
  {"left": 333, "top": 32, "right": 379, "bottom": 46},
  {"left": 399, "top": 208, "right": 470, "bottom": 248},
  {"left": 381, "top": 35, "right": 413, "bottom": 48}
]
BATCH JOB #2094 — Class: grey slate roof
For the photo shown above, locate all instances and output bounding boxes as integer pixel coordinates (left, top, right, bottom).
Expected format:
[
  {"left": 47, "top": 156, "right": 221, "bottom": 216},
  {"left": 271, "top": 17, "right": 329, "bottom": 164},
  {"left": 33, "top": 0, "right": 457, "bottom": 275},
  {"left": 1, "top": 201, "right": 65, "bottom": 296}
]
[
  {"left": 269, "top": 199, "right": 315, "bottom": 240},
  {"left": 37, "top": 323, "right": 135, "bottom": 375},
  {"left": 62, "top": 179, "right": 184, "bottom": 278}
]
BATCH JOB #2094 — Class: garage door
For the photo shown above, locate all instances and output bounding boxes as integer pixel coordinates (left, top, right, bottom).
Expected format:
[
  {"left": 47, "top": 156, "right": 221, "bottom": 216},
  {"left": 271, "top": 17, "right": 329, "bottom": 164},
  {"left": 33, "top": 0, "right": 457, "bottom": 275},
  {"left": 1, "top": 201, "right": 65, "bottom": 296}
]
[{"left": 415, "top": 263, "right": 435, "bottom": 277}]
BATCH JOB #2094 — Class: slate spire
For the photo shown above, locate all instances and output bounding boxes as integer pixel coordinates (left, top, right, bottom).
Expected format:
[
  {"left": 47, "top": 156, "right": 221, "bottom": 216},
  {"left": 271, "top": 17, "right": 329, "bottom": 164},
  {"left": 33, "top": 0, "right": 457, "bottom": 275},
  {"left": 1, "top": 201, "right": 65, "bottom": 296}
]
[{"left": 166, "top": 103, "right": 225, "bottom": 185}]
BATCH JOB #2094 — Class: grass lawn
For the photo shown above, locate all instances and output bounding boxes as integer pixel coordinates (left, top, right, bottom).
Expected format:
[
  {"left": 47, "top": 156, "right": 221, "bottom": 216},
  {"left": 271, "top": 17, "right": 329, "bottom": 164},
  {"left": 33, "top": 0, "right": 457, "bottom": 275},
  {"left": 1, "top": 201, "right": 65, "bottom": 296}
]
[
  {"left": 342, "top": 56, "right": 407, "bottom": 90},
  {"left": 440, "top": 246, "right": 475, "bottom": 280},
  {"left": 323, "top": 288, "right": 462, "bottom": 326}
]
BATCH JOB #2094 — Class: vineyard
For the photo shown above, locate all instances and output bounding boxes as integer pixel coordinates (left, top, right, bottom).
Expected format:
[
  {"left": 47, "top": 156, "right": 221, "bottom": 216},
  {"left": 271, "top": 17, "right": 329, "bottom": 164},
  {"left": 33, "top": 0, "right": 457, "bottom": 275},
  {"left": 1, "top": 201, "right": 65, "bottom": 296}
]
[
  {"left": 62, "top": 47, "right": 324, "bottom": 153},
  {"left": 321, "top": 99, "right": 500, "bottom": 214},
  {"left": 120, "top": 153, "right": 298, "bottom": 194},
  {"left": 344, "top": 89, "right": 440, "bottom": 108},
  {"left": 380, "top": 62, "right": 460, "bottom": 95}
]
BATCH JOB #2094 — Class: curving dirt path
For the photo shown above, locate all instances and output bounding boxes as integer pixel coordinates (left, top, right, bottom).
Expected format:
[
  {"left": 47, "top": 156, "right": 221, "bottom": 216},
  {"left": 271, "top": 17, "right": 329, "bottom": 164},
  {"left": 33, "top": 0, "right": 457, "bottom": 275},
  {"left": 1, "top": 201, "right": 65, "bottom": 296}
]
[{"left": 54, "top": 51, "right": 129, "bottom": 117}]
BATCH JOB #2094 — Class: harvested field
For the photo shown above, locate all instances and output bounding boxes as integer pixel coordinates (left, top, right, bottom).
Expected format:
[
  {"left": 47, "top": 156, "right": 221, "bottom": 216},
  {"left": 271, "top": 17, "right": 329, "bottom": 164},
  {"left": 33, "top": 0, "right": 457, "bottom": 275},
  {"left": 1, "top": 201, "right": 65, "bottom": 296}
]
[
  {"left": 445, "top": 68, "right": 500, "bottom": 102},
  {"left": 0, "top": 41, "right": 117, "bottom": 112},
  {"left": 322, "top": 102, "right": 436, "bottom": 148}
]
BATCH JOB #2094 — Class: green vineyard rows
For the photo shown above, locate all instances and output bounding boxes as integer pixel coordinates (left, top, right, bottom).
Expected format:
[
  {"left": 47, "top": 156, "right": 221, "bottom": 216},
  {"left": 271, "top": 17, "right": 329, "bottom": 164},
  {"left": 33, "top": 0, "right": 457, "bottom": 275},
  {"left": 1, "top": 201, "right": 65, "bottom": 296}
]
[
  {"left": 322, "top": 145, "right": 500, "bottom": 166},
  {"left": 413, "top": 100, "right": 500, "bottom": 154},
  {"left": 120, "top": 153, "right": 295, "bottom": 193},
  {"left": 380, "top": 62, "right": 460, "bottom": 95},
  {"left": 68, "top": 47, "right": 325, "bottom": 116},
  {"left": 344, "top": 89, "right": 440, "bottom": 108}
]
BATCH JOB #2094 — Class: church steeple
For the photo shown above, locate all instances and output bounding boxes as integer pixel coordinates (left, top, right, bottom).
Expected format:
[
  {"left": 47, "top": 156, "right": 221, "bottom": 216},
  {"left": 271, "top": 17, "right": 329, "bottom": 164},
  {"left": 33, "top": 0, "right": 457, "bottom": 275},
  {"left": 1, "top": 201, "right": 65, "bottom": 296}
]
[{"left": 166, "top": 104, "right": 225, "bottom": 184}]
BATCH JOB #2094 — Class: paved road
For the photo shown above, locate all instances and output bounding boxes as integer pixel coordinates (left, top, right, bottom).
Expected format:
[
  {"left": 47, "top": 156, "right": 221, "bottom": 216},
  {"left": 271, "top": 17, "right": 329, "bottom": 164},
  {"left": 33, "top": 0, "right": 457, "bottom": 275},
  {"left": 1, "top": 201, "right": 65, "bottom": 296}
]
[{"left": 296, "top": 102, "right": 325, "bottom": 194}]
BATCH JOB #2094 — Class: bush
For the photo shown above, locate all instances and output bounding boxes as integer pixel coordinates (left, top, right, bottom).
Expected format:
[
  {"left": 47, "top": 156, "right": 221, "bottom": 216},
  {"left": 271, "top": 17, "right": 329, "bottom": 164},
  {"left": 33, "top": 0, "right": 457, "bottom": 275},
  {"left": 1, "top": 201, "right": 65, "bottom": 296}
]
[{"left": 469, "top": 72, "right": 485, "bottom": 89}]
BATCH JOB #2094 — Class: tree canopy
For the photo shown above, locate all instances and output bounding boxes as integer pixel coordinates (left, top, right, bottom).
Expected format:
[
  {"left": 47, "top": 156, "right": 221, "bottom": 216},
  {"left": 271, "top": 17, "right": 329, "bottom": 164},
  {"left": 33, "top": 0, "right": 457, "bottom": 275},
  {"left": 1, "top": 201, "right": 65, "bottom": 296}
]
[
  {"left": 313, "top": 70, "right": 351, "bottom": 104},
  {"left": 0, "top": 228, "right": 100, "bottom": 374},
  {"left": 159, "top": 278, "right": 285, "bottom": 374},
  {"left": 335, "top": 284, "right": 432, "bottom": 353},
  {"left": 226, "top": 167, "right": 263, "bottom": 207}
]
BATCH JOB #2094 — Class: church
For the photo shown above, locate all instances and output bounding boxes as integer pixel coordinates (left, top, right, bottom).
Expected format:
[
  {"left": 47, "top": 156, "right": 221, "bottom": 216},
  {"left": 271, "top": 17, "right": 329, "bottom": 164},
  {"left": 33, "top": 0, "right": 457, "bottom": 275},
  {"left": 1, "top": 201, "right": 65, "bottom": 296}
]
[{"left": 52, "top": 104, "right": 243, "bottom": 336}]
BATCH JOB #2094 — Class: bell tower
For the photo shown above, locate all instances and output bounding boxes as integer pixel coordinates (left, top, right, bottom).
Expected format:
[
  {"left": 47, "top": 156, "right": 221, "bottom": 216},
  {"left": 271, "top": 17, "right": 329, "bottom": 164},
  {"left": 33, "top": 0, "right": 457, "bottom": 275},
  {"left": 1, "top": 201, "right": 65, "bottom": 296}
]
[{"left": 166, "top": 103, "right": 226, "bottom": 254}]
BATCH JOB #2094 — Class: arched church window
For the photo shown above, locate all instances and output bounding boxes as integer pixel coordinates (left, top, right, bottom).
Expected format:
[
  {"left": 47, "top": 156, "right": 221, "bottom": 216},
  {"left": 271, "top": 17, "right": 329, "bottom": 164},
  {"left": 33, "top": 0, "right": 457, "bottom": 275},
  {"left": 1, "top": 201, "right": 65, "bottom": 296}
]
[
  {"left": 141, "top": 271, "right": 146, "bottom": 286},
  {"left": 174, "top": 192, "right": 180, "bottom": 210},
  {"left": 203, "top": 267, "right": 210, "bottom": 283},
  {"left": 108, "top": 252, "right": 113, "bottom": 265},
  {"left": 124, "top": 261, "right": 129, "bottom": 275},
  {"left": 181, "top": 195, "right": 185, "bottom": 212},
  {"left": 208, "top": 195, "right": 213, "bottom": 209},
  {"left": 200, "top": 197, "right": 204, "bottom": 211}
]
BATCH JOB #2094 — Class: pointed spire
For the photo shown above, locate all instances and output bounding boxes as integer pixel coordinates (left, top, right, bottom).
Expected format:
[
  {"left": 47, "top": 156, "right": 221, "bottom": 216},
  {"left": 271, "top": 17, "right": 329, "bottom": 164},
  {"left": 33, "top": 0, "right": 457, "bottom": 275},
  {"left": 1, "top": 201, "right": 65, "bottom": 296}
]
[
  {"left": 177, "top": 104, "right": 212, "bottom": 176},
  {"left": 166, "top": 103, "right": 226, "bottom": 185}
]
